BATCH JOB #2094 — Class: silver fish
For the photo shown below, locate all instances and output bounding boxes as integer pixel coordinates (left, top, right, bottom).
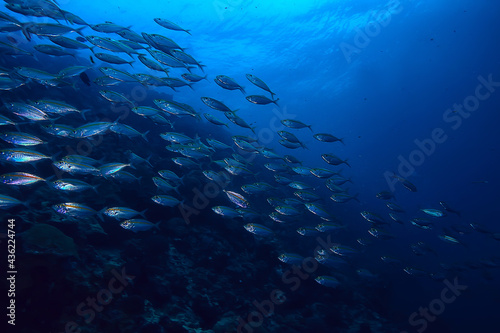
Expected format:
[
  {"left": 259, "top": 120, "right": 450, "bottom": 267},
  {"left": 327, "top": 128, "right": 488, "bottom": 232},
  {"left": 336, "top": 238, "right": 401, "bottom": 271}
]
[
  {"left": 246, "top": 95, "right": 279, "bottom": 106},
  {"left": 154, "top": 18, "right": 191, "bottom": 35},
  {"left": 0, "top": 132, "right": 44, "bottom": 146},
  {"left": 245, "top": 74, "right": 276, "bottom": 98},
  {"left": 1, "top": 172, "right": 46, "bottom": 185}
]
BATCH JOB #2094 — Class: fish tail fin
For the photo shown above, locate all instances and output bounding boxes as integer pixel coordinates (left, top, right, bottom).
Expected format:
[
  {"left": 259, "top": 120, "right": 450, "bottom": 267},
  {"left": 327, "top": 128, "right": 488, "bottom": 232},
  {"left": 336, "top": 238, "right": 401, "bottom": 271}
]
[
  {"left": 344, "top": 159, "right": 351, "bottom": 168},
  {"left": 92, "top": 183, "right": 101, "bottom": 194},
  {"left": 166, "top": 120, "right": 175, "bottom": 130},
  {"left": 75, "top": 26, "right": 86, "bottom": 36},
  {"left": 97, "top": 208, "right": 106, "bottom": 222},
  {"left": 353, "top": 193, "right": 360, "bottom": 203},
  {"left": 307, "top": 125, "right": 313, "bottom": 132},
  {"left": 240, "top": 86, "right": 246, "bottom": 95},
  {"left": 186, "top": 65, "right": 196, "bottom": 73},
  {"left": 174, "top": 184, "right": 181, "bottom": 196},
  {"left": 154, "top": 221, "right": 162, "bottom": 230},
  {"left": 273, "top": 98, "right": 280, "bottom": 106},
  {"left": 198, "top": 64, "right": 206, "bottom": 73},
  {"left": 145, "top": 155, "right": 153, "bottom": 168},
  {"left": 139, "top": 208, "right": 148, "bottom": 218},
  {"left": 22, "top": 198, "right": 32, "bottom": 209},
  {"left": 81, "top": 108, "right": 91, "bottom": 121},
  {"left": 340, "top": 138, "right": 345, "bottom": 145},
  {"left": 185, "top": 29, "right": 192, "bottom": 35},
  {"left": 203, "top": 75, "right": 208, "bottom": 81},
  {"left": 348, "top": 177, "right": 353, "bottom": 184},
  {"left": 128, "top": 61, "right": 135, "bottom": 68},
  {"left": 21, "top": 23, "right": 32, "bottom": 42},
  {"left": 188, "top": 83, "right": 195, "bottom": 91},
  {"left": 194, "top": 133, "right": 201, "bottom": 144},
  {"left": 301, "top": 142, "right": 308, "bottom": 150},
  {"left": 44, "top": 175, "right": 56, "bottom": 183},
  {"left": 50, "top": 150, "right": 64, "bottom": 162},
  {"left": 270, "top": 91, "right": 276, "bottom": 99},
  {"left": 141, "top": 130, "right": 150, "bottom": 142}
]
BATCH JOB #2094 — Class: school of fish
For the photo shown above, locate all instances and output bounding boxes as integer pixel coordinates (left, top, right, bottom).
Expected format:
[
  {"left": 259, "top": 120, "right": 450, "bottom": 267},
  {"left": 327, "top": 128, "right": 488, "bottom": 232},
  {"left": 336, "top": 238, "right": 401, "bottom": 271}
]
[{"left": 1, "top": 0, "right": 498, "bottom": 293}]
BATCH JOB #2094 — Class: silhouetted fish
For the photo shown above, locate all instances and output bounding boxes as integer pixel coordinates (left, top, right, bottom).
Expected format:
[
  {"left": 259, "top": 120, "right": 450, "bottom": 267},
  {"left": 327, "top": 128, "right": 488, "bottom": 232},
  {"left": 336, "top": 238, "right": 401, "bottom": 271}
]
[
  {"left": 7, "top": 36, "right": 17, "bottom": 44},
  {"left": 79, "top": 72, "right": 91, "bottom": 86}
]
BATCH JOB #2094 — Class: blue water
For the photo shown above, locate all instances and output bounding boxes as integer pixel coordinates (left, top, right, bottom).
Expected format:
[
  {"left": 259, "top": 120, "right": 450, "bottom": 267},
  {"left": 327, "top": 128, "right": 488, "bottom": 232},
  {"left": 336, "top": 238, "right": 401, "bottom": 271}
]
[{"left": 1, "top": 0, "right": 499, "bottom": 332}]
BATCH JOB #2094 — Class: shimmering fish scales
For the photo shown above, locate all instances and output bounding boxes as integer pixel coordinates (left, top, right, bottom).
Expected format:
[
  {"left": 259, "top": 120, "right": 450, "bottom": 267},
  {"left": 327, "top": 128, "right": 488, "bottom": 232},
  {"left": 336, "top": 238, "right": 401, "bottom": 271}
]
[
  {"left": 281, "top": 119, "right": 312, "bottom": 131},
  {"left": 214, "top": 75, "right": 245, "bottom": 94},
  {"left": 52, "top": 202, "right": 98, "bottom": 218},
  {"left": 244, "top": 223, "right": 273, "bottom": 236},
  {"left": 34, "top": 44, "right": 76, "bottom": 57},
  {"left": 152, "top": 195, "right": 182, "bottom": 207},
  {"left": 104, "top": 207, "right": 146, "bottom": 220},
  {"left": 315, "top": 276, "right": 340, "bottom": 288},
  {"left": 305, "top": 202, "right": 335, "bottom": 221},
  {"left": 223, "top": 190, "right": 249, "bottom": 208},
  {"left": 313, "top": 133, "right": 344, "bottom": 144},
  {"left": 154, "top": 18, "right": 191, "bottom": 34},
  {"left": 94, "top": 53, "right": 135, "bottom": 67},
  {"left": 0, "top": 148, "right": 51, "bottom": 163},
  {"left": 201, "top": 97, "right": 234, "bottom": 112},
  {"left": 246, "top": 95, "right": 279, "bottom": 106},
  {"left": 52, "top": 179, "right": 98, "bottom": 192},
  {"left": 212, "top": 206, "right": 241, "bottom": 218},
  {"left": 53, "top": 160, "right": 100, "bottom": 176},
  {"left": 360, "top": 211, "right": 386, "bottom": 224},
  {"left": 1, "top": 172, "right": 46, "bottom": 185},
  {"left": 120, "top": 219, "right": 159, "bottom": 232},
  {"left": 330, "top": 244, "right": 359, "bottom": 256},
  {"left": 330, "top": 193, "right": 359, "bottom": 203},
  {"left": 245, "top": 74, "right": 276, "bottom": 98},
  {"left": 73, "top": 122, "right": 111, "bottom": 138},
  {"left": 421, "top": 208, "right": 446, "bottom": 217},
  {"left": 0, "top": 132, "right": 44, "bottom": 146},
  {"left": 321, "top": 154, "right": 350, "bottom": 167},
  {"left": 297, "top": 226, "right": 320, "bottom": 236},
  {"left": 0, "top": 194, "right": 26, "bottom": 209},
  {"left": 182, "top": 73, "right": 207, "bottom": 82},
  {"left": 278, "top": 253, "right": 304, "bottom": 265}
]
